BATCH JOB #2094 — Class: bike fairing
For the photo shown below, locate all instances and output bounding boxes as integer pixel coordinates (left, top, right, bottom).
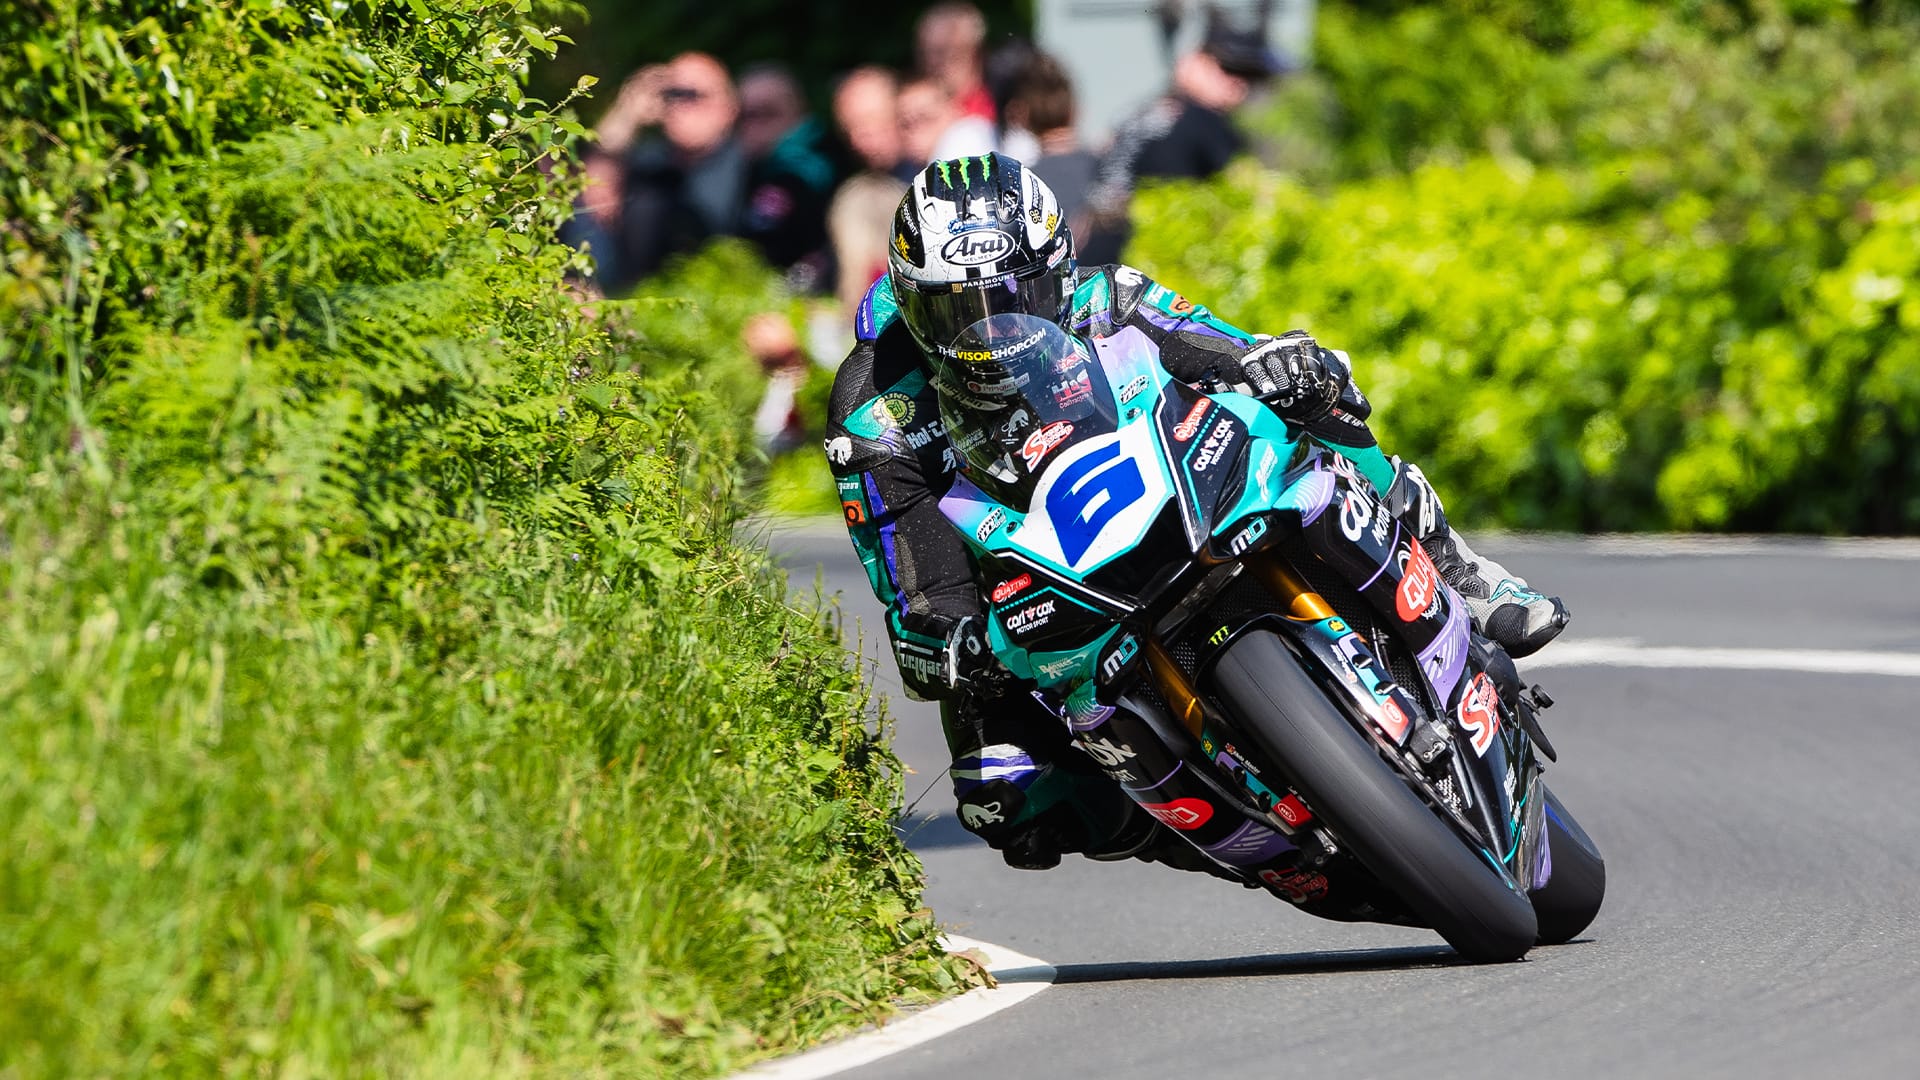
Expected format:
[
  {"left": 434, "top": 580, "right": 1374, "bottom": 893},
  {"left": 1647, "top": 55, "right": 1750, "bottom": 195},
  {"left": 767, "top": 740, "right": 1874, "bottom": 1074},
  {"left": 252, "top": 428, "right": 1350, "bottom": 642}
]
[{"left": 937, "top": 324, "right": 1548, "bottom": 919}]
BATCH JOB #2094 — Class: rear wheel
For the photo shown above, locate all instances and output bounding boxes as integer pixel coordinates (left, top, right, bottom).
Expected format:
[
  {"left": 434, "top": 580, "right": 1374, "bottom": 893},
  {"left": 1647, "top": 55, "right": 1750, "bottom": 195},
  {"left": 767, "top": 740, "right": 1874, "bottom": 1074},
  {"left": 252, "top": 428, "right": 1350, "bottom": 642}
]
[
  {"left": 1530, "top": 784, "right": 1606, "bottom": 945},
  {"left": 1210, "top": 631, "right": 1538, "bottom": 962}
]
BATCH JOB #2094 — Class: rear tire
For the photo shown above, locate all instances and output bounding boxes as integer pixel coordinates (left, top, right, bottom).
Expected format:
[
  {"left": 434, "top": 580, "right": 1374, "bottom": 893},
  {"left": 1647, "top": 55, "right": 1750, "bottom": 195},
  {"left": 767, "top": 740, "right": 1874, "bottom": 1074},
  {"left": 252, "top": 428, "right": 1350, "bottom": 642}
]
[
  {"left": 1530, "top": 784, "right": 1606, "bottom": 945},
  {"left": 1211, "top": 631, "right": 1538, "bottom": 962}
]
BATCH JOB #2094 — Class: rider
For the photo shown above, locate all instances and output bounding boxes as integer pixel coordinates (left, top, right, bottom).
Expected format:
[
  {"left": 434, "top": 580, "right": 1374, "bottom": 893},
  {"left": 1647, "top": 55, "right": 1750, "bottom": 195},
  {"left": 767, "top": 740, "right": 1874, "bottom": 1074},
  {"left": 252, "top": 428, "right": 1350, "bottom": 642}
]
[{"left": 824, "top": 153, "right": 1569, "bottom": 873}]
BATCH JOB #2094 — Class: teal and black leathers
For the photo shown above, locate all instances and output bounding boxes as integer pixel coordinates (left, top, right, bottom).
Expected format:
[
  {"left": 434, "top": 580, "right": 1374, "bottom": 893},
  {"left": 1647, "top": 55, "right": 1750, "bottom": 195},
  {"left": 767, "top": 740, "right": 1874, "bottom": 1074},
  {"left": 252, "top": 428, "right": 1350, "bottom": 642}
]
[{"left": 824, "top": 262, "right": 1393, "bottom": 703}]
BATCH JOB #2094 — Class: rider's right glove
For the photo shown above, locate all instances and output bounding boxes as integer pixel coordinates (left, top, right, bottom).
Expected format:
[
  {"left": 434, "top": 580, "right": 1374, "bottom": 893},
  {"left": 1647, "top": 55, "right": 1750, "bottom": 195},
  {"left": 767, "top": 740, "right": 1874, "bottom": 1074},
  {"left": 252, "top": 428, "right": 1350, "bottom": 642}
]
[
  {"left": 944, "top": 615, "right": 1018, "bottom": 697},
  {"left": 1237, "top": 330, "right": 1349, "bottom": 424}
]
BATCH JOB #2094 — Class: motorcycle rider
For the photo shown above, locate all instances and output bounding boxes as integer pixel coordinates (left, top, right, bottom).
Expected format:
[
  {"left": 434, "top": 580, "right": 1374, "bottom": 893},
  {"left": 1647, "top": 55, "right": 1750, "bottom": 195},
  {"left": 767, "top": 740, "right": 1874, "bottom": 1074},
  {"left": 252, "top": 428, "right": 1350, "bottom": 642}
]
[{"left": 824, "top": 153, "right": 1568, "bottom": 872}]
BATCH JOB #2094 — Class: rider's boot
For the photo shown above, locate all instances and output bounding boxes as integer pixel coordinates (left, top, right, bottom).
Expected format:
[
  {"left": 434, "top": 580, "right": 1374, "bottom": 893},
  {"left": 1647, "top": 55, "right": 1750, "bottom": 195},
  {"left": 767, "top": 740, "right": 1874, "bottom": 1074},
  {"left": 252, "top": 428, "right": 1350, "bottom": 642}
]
[{"left": 1385, "top": 459, "right": 1570, "bottom": 658}]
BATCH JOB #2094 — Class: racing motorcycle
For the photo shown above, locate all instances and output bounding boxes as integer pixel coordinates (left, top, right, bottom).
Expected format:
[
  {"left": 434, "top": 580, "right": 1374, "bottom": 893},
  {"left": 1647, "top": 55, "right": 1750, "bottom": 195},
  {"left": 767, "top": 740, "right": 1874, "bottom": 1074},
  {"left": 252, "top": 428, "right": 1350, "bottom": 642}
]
[{"left": 936, "top": 314, "right": 1605, "bottom": 962}]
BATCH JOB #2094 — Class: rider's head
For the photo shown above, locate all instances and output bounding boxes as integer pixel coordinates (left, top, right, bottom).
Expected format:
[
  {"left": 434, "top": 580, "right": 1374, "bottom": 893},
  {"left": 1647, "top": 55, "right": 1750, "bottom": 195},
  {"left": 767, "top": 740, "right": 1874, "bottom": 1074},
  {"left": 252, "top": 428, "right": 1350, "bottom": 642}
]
[{"left": 888, "top": 153, "right": 1076, "bottom": 408}]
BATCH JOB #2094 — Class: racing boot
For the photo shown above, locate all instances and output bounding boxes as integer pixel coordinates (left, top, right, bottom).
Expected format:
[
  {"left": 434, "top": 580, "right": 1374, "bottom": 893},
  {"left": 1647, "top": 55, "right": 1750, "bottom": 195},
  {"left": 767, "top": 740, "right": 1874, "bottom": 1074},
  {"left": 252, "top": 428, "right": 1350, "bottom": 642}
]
[{"left": 1385, "top": 459, "right": 1570, "bottom": 658}]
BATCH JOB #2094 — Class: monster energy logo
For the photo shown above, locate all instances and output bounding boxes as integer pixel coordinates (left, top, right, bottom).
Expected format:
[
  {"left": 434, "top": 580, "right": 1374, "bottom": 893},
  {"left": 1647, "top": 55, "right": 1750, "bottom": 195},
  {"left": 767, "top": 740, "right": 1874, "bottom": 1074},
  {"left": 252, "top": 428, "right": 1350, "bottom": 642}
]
[{"left": 933, "top": 156, "right": 994, "bottom": 193}]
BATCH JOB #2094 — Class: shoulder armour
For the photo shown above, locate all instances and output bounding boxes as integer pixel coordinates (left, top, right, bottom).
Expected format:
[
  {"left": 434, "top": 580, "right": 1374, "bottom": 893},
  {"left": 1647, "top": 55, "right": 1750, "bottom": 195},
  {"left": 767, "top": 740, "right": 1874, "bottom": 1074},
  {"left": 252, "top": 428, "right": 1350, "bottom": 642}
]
[{"left": 855, "top": 275, "right": 900, "bottom": 342}]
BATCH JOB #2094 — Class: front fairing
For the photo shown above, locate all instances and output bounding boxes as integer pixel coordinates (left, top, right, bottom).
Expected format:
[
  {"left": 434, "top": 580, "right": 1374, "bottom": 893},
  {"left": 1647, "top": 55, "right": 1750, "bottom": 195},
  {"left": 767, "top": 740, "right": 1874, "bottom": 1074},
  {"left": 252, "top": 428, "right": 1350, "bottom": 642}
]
[{"left": 939, "top": 326, "right": 1305, "bottom": 689}]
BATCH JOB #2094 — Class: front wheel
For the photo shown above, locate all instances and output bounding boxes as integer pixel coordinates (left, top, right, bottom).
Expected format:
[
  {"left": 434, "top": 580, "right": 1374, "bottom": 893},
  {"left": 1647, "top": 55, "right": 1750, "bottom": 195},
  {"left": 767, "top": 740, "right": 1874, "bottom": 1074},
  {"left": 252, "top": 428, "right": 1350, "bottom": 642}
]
[
  {"left": 1530, "top": 784, "right": 1606, "bottom": 945},
  {"left": 1210, "top": 631, "right": 1538, "bottom": 962}
]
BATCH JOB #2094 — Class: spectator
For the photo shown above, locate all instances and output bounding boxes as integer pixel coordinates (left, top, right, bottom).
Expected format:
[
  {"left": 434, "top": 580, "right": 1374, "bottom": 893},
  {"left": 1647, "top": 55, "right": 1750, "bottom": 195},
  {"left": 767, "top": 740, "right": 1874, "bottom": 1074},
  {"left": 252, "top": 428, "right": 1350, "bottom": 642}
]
[
  {"left": 984, "top": 37, "right": 1041, "bottom": 163},
  {"left": 827, "top": 67, "right": 911, "bottom": 314},
  {"left": 833, "top": 65, "right": 916, "bottom": 183},
  {"left": 1003, "top": 53, "right": 1097, "bottom": 240},
  {"left": 574, "top": 52, "right": 745, "bottom": 293},
  {"left": 899, "top": 77, "right": 996, "bottom": 166},
  {"left": 1082, "top": 15, "right": 1287, "bottom": 264},
  {"left": 916, "top": 2, "right": 994, "bottom": 124},
  {"left": 735, "top": 63, "right": 836, "bottom": 288}
]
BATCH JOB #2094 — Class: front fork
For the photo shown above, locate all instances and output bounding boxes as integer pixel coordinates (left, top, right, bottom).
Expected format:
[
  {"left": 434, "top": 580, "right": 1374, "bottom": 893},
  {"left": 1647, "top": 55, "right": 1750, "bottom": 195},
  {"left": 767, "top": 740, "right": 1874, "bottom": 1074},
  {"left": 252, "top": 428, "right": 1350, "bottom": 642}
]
[{"left": 1052, "top": 554, "right": 1349, "bottom": 902}]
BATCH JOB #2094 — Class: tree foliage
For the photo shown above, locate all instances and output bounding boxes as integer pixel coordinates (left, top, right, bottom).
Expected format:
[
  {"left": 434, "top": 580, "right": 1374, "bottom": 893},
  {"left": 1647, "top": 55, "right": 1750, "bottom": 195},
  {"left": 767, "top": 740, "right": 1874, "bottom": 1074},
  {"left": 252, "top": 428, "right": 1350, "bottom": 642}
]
[
  {"left": 0, "top": 3, "right": 959, "bottom": 1075},
  {"left": 1134, "top": 0, "right": 1920, "bottom": 532}
]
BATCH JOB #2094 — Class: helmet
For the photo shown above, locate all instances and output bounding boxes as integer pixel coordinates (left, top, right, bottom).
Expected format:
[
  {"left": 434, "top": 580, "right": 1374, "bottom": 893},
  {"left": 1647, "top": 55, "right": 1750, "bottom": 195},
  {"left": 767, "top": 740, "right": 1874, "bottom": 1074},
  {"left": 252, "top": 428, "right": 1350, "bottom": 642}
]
[{"left": 888, "top": 153, "right": 1076, "bottom": 378}]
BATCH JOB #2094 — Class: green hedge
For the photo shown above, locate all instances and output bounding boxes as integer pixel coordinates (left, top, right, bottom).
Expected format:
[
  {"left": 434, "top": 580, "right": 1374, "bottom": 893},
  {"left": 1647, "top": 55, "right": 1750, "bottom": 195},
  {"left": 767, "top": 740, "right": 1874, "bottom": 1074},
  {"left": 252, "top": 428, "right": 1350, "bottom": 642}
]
[
  {"left": 1130, "top": 2, "right": 1920, "bottom": 532},
  {"left": 1, "top": 2, "right": 957, "bottom": 1076}
]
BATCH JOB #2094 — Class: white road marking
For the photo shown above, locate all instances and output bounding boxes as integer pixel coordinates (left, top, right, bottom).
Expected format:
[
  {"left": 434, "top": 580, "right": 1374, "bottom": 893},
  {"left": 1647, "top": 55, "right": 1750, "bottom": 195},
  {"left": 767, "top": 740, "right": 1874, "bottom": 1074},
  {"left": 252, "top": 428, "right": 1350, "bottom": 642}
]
[
  {"left": 1486, "top": 532, "right": 1920, "bottom": 560},
  {"left": 1527, "top": 638, "right": 1920, "bottom": 678},
  {"left": 735, "top": 935, "right": 1055, "bottom": 1080}
]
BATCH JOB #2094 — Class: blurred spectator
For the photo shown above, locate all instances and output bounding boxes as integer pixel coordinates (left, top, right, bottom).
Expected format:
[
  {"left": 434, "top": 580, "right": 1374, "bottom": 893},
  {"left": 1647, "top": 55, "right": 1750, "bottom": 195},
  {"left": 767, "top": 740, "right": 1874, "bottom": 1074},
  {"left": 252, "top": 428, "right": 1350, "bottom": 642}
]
[
  {"left": 736, "top": 63, "right": 836, "bottom": 289},
  {"left": 916, "top": 3, "right": 994, "bottom": 124},
  {"left": 834, "top": 65, "right": 916, "bottom": 183},
  {"left": 984, "top": 37, "right": 1041, "bottom": 163},
  {"left": 899, "top": 77, "right": 996, "bottom": 166},
  {"left": 827, "top": 66, "right": 911, "bottom": 314},
  {"left": 574, "top": 52, "right": 744, "bottom": 293},
  {"left": 743, "top": 311, "right": 810, "bottom": 452},
  {"left": 1082, "top": 15, "right": 1287, "bottom": 264},
  {"left": 1003, "top": 52, "right": 1097, "bottom": 241}
]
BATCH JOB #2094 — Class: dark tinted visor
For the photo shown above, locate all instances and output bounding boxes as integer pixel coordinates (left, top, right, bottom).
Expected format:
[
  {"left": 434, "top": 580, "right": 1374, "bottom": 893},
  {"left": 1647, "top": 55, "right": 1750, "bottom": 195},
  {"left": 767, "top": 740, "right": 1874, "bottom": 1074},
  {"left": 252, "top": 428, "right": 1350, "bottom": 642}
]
[{"left": 895, "top": 258, "right": 1074, "bottom": 352}]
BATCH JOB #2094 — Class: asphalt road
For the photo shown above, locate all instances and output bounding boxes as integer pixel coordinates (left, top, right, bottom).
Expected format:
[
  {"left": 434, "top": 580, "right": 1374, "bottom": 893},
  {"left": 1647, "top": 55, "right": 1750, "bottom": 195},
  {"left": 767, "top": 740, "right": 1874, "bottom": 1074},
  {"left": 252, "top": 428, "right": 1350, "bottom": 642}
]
[{"left": 758, "top": 520, "right": 1920, "bottom": 1080}]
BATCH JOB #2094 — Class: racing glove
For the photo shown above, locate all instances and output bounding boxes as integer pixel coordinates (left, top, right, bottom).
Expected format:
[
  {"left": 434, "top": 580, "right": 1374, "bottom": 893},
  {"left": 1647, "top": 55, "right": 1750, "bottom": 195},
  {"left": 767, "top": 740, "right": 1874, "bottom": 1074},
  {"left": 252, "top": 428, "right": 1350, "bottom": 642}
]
[
  {"left": 1237, "top": 330, "right": 1349, "bottom": 424},
  {"left": 944, "top": 615, "right": 1017, "bottom": 697}
]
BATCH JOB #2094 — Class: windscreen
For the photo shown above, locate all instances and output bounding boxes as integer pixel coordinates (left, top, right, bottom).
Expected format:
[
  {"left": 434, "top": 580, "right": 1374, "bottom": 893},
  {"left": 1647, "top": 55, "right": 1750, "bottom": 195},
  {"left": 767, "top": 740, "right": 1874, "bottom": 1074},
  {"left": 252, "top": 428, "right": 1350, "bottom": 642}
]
[{"left": 935, "top": 313, "right": 1119, "bottom": 510}]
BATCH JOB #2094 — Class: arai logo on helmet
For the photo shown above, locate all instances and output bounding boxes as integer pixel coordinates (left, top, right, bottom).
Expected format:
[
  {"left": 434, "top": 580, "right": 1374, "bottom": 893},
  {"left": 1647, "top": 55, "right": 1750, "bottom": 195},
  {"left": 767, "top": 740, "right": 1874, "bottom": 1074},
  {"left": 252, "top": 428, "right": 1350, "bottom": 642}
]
[{"left": 941, "top": 229, "right": 1016, "bottom": 266}]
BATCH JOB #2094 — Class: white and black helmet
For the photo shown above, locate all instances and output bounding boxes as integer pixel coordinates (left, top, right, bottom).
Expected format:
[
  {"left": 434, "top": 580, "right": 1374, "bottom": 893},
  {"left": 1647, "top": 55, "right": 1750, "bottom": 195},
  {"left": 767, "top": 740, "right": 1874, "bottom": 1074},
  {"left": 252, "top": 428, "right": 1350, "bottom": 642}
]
[{"left": 888, "top": 153, "right": 1076, "bottom": 404}]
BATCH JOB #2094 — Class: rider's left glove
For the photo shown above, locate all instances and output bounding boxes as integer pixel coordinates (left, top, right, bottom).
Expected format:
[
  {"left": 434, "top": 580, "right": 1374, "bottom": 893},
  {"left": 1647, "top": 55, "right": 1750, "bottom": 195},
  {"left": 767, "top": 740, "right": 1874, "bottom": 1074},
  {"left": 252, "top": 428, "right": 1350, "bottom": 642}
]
[
  {"left": 1238, "top": 330, "right": 1348, "bottom": 424},
  {"left": 944, "top": 615, "right": 1017, "bottom": 697}
]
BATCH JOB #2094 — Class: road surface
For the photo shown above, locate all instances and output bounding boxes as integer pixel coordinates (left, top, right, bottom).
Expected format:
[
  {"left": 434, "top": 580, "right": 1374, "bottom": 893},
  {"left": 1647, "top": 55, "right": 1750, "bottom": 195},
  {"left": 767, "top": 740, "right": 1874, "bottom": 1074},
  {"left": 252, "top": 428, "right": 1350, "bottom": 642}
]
[{"left": 759, "top": 521, "right": 1920, "bottom": 1080}]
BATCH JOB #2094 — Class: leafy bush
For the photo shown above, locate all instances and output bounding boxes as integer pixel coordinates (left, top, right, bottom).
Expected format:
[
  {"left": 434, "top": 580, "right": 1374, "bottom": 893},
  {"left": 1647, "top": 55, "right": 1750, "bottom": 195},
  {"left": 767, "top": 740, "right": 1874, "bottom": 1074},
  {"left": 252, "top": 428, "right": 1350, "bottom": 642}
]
[
  {"left": 1, "top": 2, "right": 957, "bottom": 1076},
  {"left": 1130, "top": 1, "right": 1920, "bottom": 532}
]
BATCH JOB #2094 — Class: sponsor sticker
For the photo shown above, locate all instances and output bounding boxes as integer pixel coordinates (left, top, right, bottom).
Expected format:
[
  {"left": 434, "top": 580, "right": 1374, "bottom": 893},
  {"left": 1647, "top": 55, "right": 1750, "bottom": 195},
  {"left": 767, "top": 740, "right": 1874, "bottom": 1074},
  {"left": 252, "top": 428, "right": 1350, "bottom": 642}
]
[
  {"left": 1397, "top": 538, "right": 1440, "bottom": 622},
  {"left": 1191, "top": 418, "right": 1237, "bottom": 472},
  {"left": 904, "top": 418, "right": 947, "bottom": 451},
  {"left": 975, "top": 507, "right": 1006, "bottom": 542},
  {"left": 1051, "top": 369, "right": 1093, "bottom": 409},
  {"left": 1273, "top": 793, "right": 1314, "bottom": 828},
  {"left": 1003, "top": 598, "right": 1056, "bottom": 635},
  {"left": 1035, "top": 654, "right": 1081, "bottom": 681},
  {"left": 990, "top": 574, "right": 1032, "bottom": 603},
  {"left": 872, "top": 392, "right": 915, "bottom": 429},
  {"left": 1457, "top": 672, "right": 1501, "bottom": 756},
  {"left": 1173, "top": 399, "right": 1210, "bottom": 442},
  {"left": 1076, "top": 736, "right": 1137, "bottom": 769},
  {"left": 1141, "top": 797, "right": 1214, "bottom": 831},
  {"left": 842, "top": 501, "right": 865, "bottom": 526},
  {"left": 1340, "top": 485, "right": 1374, "bottom": 542},
  {"left": 1376, "top": 695, "right": 1412, "bottom": 742},
  {"left": 1227, "top": 516, "right": 1268, "bottom": 555},
  {"left": 1118, "top": 375, "right": 1152, "bottom": 404},
  {"left": 1020, "top": 420, "right": 1075, "bottom": 470},
  {"left": 940, "top": 229, "right": 1015, "bottom": 266}
]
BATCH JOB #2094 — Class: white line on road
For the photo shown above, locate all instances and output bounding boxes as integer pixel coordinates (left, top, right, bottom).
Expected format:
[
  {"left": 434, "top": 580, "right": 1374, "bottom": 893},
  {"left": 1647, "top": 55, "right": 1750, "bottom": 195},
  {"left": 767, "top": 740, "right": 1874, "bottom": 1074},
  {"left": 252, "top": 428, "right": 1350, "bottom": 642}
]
[
  {"left": 1527, "top": 638, "right": 1920, "bottom": 678},
  {"left": 735, "top": 935, "right": 1056, "bottom": 1080}
]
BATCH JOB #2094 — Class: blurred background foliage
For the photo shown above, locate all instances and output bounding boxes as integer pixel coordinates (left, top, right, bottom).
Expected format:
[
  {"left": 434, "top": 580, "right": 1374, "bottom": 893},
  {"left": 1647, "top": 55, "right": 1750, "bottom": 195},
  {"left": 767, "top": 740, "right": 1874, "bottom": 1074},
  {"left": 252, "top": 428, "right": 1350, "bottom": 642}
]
[{"left": 1132, "top": 0, "right": 1920, "bottom": 532}]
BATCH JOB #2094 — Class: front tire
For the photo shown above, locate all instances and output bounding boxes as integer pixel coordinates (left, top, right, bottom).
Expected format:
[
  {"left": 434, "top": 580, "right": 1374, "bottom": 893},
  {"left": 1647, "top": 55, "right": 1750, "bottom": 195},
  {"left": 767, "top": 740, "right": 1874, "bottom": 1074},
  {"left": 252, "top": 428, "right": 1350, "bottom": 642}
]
[
  {"left": 1530, "top": 784, "right": 1606, "bottom": 945},
  {"left": 1210, "top": 631, "right": 1538, "bottom": 962}
]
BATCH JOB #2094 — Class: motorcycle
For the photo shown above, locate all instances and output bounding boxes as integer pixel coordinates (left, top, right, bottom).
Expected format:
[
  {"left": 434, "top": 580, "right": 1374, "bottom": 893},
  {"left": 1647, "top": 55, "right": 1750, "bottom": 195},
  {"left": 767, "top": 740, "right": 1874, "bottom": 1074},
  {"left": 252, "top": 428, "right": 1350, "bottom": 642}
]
[{"left": 935, "top": 314, "right": 1605, "bottom": 962}]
